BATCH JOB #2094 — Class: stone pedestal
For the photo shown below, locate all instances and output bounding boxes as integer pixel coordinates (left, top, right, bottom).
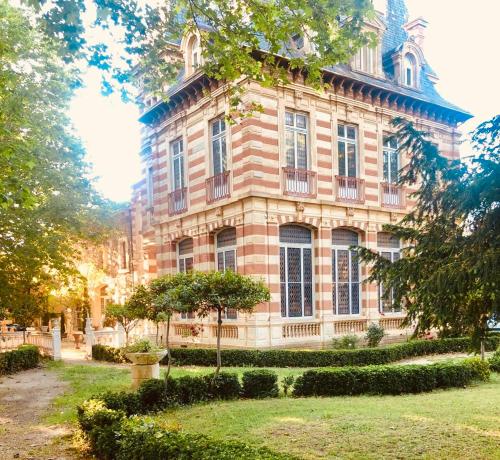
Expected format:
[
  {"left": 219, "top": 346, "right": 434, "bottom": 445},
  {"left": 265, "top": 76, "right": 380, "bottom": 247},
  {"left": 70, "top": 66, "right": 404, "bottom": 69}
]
[
  {"left": 125, "top": 351, "right": 167, "bottom": 389},
  {"left": 130, "top": 362, "right": 160, "bottom": 389}
]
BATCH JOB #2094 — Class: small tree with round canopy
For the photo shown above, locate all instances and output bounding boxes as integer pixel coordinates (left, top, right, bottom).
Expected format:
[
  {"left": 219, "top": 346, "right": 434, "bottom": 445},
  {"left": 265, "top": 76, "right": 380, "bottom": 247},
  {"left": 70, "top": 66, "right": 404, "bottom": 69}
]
[{"left": 167, "top": 270, "right": 270, "bottom": 375}]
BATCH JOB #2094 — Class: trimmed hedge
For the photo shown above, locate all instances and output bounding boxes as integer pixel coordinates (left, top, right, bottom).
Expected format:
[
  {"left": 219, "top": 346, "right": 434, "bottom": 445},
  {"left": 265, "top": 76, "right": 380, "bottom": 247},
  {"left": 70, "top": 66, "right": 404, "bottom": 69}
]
[
  {"left": 489, "top": 348, "right": 500, "bottom": 372},
  {"left": 78, "top": 399, "right": 296, "bottom": 460},
  {"left": 92, "top": 336, "right": 500, "bottom": 369},
  {"left": 0, "top": 345, "right": 40, "bottom": 375},
  {"left": 292, "top": 358, "right": 490, "bottom": 397},
  {"left": 242, "top": 369, "right": 279, "bottom": 398}
]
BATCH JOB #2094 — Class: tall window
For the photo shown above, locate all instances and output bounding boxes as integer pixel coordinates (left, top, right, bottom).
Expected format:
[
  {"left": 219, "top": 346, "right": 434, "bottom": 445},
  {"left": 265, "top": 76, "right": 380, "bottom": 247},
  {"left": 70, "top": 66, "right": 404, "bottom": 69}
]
[
  {"left": 120, "top": 241, "right": 127, "bottom": 270},
  {"left": 171, "top": 139, "right": 185, "bottom": 191},
  {"left": 211, "top": 117, "right": 227, "bottom": 176},
  {"left": 178, "top": 238, "right": 194, "bottom": 319},
  {"left": 285, "top": 111, "right": 308, "bottom": 170},
  {"left": 337, "top": 124, "right": 358, "bottom": 177},
  {"left": 146, "top": 166, "right": 154, "bottom": 208},
  {"left": 377, "top": 232, "right": 401, "bottom": 313},
  {"left": 404, "top": 53, "right": 416, "bottom": 87},
  {"left": 352, "top": 46, "right": 374, "bottom": 74},
  {"left": 216, "top": 228, "right": 237, "bottom": 319},
  {"left": 332, "top": 229, "right": 360, "bottom": 315},
  {"left": 383, "top": 135, "right": 399, "bottom": 184},
  {"left": 280, "top": 225, "right": 313, "bottom": 318}
]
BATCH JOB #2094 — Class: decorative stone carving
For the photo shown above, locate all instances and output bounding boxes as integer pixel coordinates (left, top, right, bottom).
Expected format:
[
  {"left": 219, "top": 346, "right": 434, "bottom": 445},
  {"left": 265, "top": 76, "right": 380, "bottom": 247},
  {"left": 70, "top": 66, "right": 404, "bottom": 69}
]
[{"left": 296, "top": 202, "right": 305, "bottom": 221}]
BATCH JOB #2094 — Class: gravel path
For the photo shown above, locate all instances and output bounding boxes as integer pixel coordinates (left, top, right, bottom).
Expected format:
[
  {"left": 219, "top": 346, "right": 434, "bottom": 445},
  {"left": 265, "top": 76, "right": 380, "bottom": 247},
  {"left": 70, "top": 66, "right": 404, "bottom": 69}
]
[{"left": 0, "top": 366, "right": 74, "bottom": 459}]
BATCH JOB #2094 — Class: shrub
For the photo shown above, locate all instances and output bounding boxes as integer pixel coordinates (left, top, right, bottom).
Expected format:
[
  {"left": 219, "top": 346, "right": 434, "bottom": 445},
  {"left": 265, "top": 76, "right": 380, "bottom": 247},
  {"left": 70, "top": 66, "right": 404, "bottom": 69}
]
[
  {"left": 98, "top": 391, "right": 141, "bottom": 416},
  {"left": 137, "top": 378, "right": 168, "bottom": 411},
  {"left": 92, "top": 344, "right": 128, "bottom": 363},
  {"left": 282, "top": 375, "right": 295, "bottom": 396},
  {"left": 205, "top": 372, "right": 242, "bottom": 400},
  {"left": 124, "top": 339, "right": 162, "bottom": 353},
  {"left": 92, "top": 336, "right": 500, "bottom": 368},
  {"left": 242, "top": 370, "right": 279, "bottom": 398},
  {"left": 331, "top": 334, "right": 359, "bottom": 350},
  {"left": 365, "top": 323, "right": 385, "bottom": 347},
  {"left": 489, "top": 348, "right": 500, "bottom": 372},
  {"left": 78, "top": 401, "right": 296, "bottom": 460},
  {"left": 292, "top": 359, "right": 489, "bottom": 397},
  {"left": 0, "top": 344, "right": 40, "bottom": 375}
]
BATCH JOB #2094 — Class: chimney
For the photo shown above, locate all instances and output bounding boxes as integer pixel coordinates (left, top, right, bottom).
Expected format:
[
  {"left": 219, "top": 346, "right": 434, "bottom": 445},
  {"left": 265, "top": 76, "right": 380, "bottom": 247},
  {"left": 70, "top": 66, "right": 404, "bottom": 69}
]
[{"left": 404, "top": 17, "right": 428, "bottom": 49}]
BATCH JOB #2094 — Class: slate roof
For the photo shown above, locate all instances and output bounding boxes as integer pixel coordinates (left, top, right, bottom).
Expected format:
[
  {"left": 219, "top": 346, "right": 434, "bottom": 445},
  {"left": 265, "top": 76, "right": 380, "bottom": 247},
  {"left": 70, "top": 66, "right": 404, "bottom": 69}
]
[{"left": 140, "top": 0, "right": 471, "bottom": 124}]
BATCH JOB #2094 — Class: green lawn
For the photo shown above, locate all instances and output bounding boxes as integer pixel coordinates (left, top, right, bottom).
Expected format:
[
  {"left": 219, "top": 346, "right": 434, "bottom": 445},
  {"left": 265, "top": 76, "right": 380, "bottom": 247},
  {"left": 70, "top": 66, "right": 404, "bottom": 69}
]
[{"left": 46, "top": 361, "right": 500, "bottom": 459}]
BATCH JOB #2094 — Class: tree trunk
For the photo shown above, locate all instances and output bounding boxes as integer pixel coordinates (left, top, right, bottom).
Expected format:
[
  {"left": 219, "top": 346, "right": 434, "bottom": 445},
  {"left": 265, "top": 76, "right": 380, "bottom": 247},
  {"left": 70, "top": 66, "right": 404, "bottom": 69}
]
[
  {"left": 156, "top": 322, "right": 159, "bottom": 345},
  {"left": 215, "top": 308, "right": 222, "bottom": 376},
  {"left": 166, "top": 315, "right": 171, "bottom": 379},
  {"left": 480, "top": 339, "right": 485, "bottom": 361},
  {"left": 125, "top": 329, "right": 129, "bottom": 346}
]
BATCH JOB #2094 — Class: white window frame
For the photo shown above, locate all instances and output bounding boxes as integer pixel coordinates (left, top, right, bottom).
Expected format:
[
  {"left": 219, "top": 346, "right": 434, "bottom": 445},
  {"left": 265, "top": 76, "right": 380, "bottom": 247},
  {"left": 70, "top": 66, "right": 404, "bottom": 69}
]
[
  {"left": 177, "top": 239, "right": 195, "bottom": 319},
  {"left": 284, "top": 111, "right": 309, "bottom": 170},
  {"left": 382, "top": 135, "right": 399, "bottom": 184},
  {"left": 210, "top": 117, "right": 227, "bottom": 176},
  {"left": 337, "top": 123, "right": 359, "bottom": 178},
  {"left": 279, "top": 227, "right": 314, "bottom": 319},
  {"left": 216, "top": 229, "right": 237, "bottom": 319},
  {"left": 170, "top": 138, "right": 185, "bottom": 191},
  {"left": 378, "top": 234, "right": 402, "bottom": 314},
  {"left": 332, "top": 232, "right": 361, "bottom": 316},
  {"left": 404, "top": 53, "right": 417, "bottom": 87}
]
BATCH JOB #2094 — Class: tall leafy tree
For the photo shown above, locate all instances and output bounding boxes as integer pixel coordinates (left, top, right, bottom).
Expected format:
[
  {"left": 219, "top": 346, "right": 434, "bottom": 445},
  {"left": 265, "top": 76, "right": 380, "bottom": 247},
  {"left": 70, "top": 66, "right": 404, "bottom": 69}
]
[
  {"left": 0, "top": 1, "right": 114, "bottom": 324},
  {"left": 356, "top": 115, "right": 500, "bottom": 356},
  {"left": 168, "top": 270, "right": 270, "bottom": 375},
  {"left": 19, "top": 0, "right": 376, "bottom": 111}
]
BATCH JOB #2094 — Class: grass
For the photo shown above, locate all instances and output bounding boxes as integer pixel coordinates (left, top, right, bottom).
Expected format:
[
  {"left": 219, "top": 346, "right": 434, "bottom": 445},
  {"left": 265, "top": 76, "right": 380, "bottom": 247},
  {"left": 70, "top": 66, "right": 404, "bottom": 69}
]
[
  {"left": 46, "top": 360, "right": 500, "bottom": 459},
  {"left": 152, "top": 374, "right": 500, "bottom": 459}
]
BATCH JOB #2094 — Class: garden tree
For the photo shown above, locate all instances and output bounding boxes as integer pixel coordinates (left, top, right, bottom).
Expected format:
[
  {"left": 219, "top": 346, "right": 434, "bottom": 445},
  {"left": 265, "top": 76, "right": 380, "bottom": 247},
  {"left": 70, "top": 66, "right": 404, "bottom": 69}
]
[
  {"left": 105, "top": 302, "right": 146, "bottom": 345},
  {"left": 356, "top": 115, "right": 500, "bottom": 357},
  {"left": 168, "top": 270, "right": 270, "bottom": 375},
  {"left": 20, "top": 0, "right": 376, "bottom": 113},
  {"left": 0, "top": 2, "right": 117, "bottom": 326},
  {"left": 148, "top": 273, "right": 192, "bottom": 377}
]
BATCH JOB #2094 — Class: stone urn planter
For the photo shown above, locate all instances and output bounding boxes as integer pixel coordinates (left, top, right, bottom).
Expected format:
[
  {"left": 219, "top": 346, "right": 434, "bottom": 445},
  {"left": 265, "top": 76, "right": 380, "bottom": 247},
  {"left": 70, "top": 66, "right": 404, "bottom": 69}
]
[{"left": 125, "top": 350, "right": 167, "bottom": 389}]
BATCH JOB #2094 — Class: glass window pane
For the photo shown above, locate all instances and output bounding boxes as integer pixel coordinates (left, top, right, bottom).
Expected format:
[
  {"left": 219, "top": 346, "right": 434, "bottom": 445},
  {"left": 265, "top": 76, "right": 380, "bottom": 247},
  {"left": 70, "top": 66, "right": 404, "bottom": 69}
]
[
  {"left": 347, "top": 143, "right": 357, "bottom": 177},
  {"left": 285, "top": 131, "right": 295, "bottom": 167},
  {"left": 351, "top": 250, "right": 359, "bottom": 282},
  {"left": 287, "top": 248, "right": 301, "bottom": 282},
  {"left": 185, "top": 257, "right": 193, "bottom": 272},
  {"left": 285, "top": 112, "right": 294, "bottom": 126},
  {"left": 220, "top": 119, "right": 226, "bottom": 133},
  {"left": 351, "top": 283, "right": 360, "bottom": 314},
  {"left": 212, "top": 139, "right": 221, "bottom": 174},
  {"left": 212, "top": 120, "right": 220, "bottom": 137},
  {"left": 288, "top": 283, "right": 302, "bottom": 317},
  {"left": 347, "top": 126, "right": 356, "bottom": 140},
  {"left": 337, "top": 250, "right": 349, "bottom": 283},
  {"left": 296, "top": 114, "right": 306, "bottom": 129},
  {"left": 338, "top": 141, "right": 346, "bottom": 176},
  {"left": 221, "top": 136, "right": 227, "bottom": 171},
  {"left": 224, "top": 250, "right": 236, "bottom": 271},
  {"left": 217, "top": 251, "right": 224, "bottom": 271},
  {"left": 304, "top": 282, "right": 313, "bottom": 316},
  {"left": 338, "top": 124, "right": 345, "bottom": 138},
  {"left": 390, "top": 151, "right": 399, "bottom": 183},
  {"left": 297, "top": 133, "right": 307, "bottom": 169},
  {"left": 332, "top": 229, "right": 358, "bottom": 246},
  {"left": 279, "top": 225, "right": 311, "bottom": 244},
  {"left": 337, "top": 284, "right": 350, "bottom": 314},
  {"left": 383, "top": 150, "right": 389, "bottom": 182}
]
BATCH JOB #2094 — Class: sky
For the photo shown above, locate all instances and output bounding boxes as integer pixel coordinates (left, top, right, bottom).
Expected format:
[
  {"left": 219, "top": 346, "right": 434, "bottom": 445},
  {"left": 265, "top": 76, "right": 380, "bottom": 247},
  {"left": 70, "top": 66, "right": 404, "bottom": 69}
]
[{"left": 70, "top": 0, "right": 500, "bottom": 202}]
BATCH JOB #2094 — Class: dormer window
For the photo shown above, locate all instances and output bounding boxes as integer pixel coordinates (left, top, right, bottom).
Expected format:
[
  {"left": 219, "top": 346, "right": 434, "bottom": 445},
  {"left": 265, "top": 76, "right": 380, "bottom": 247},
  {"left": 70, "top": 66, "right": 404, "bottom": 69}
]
[
  {"left": 404, "top": 53, "right": 417, "bottom": 87},
  {"left": 291, "top": 33, "right": 304, "bottom": 50},
  {"left": 185, "top": 34, "right": 201, "bottom": 76}
]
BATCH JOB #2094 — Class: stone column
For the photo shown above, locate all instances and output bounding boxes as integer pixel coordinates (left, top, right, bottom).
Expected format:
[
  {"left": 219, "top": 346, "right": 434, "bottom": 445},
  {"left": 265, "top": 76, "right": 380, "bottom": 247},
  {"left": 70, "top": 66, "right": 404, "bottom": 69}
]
[
  {"left": 85, "top": 317, "right": 94, "bottom": 360},
  {"left": 52, "top": 326, "right": 62, "bottom": 361}
]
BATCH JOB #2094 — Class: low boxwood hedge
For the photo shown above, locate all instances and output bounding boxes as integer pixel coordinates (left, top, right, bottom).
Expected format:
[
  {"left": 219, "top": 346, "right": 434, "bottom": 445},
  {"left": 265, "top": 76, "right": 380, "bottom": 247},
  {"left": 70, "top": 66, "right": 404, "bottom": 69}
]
[
  {"left": 489, "top": 348, "right": 500, "bottom": 372},
  {"left": 92, "top": 336, "right": 500, "bottom": 369},
  {"left": 78, "top": 399, "right": 296, "bottom": 460},
  {"left": 242, "top": 369, "right": 279, "bottom": 398},
  {"left": 0, "top": 344, "right": 40, "bottom": 375},
  {"left": 292, "top": 358, "right": 490, "bottom": 397}
]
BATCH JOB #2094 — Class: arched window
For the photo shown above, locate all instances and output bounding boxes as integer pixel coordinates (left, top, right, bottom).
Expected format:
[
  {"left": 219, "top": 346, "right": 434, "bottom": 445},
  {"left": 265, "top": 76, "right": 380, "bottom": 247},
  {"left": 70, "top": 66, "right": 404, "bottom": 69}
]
[
  {"left": 404, "top": 53, "right": 417, "bottom": 87},
  {"left": 186, "top": 35, "right": 201, "bottom": 75},
  {"left": 332, "top": 229, "right": 360, "bottom": 315},
  {"left": 216, "top": 228, "right": 237, "bottom": 319},
  {"left": 178, "top": 238, "right": 194, "bottom": 319},
  {"left": 377, "top": 232, "right": 401, "bottom": 313},
  {"left": 279, "top": 225, "right": 313, "bottom": 317}
]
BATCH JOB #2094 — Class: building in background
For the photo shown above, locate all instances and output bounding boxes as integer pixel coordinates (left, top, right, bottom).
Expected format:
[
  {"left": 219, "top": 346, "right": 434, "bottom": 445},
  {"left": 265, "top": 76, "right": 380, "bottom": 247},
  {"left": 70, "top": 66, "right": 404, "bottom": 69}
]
[{"left": 93, "top": 0, "right": 471, "bottom": 347}]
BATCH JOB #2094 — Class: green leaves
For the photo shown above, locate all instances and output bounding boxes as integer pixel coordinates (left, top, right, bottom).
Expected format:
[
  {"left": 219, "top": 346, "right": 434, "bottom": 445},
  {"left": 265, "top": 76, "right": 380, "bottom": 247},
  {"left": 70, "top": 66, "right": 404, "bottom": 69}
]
[{"left": 356, "top": 115, "right": 500, "bottom": 352}]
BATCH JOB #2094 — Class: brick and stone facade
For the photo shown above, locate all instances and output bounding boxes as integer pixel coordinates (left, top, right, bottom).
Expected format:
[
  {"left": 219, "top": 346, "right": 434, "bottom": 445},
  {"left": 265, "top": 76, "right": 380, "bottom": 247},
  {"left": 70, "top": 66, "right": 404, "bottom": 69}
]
[{"left": 107, "top": 0, "right": 471, "bottom": 348}]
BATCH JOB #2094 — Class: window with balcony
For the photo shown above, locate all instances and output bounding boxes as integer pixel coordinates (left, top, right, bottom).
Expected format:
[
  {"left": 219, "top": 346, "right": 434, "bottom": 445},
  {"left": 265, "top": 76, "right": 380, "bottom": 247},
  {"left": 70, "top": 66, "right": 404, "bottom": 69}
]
[
  {"left": 216, "top": 228, "right": 237, "bottom": 319},
  {"left": 178, "top": 238, "right": 194, "bottom": 319},
  {"left": 377, "top": 232, "right": 401, "bottom": 313},
  {"left": 168, "top": 138, "right": 188, "bottom": 215},
  {"left": 283, "top": 111, "right": 315, "bottom": 197},
  {"left": 279, "top": 225, "right": 313, "bottom": 318},
  {"left": 332, "top": 229, "right": 360, "bottom": 315},
  {"left": 381, "top": 135, "right": 404, "bottom": 208},
  {"left": 336, "top": 124, "right": 364, "bottom": 202},
  {"left": 207, "top": 117, "right": 230, "bottom": 203}
]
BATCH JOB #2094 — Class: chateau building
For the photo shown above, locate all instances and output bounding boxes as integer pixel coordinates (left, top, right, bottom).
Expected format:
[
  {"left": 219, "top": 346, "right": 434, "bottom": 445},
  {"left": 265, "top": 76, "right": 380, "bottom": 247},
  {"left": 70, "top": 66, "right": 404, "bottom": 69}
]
[{"left": 113, "top": 0, "right": 471, "bottom": 347}]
